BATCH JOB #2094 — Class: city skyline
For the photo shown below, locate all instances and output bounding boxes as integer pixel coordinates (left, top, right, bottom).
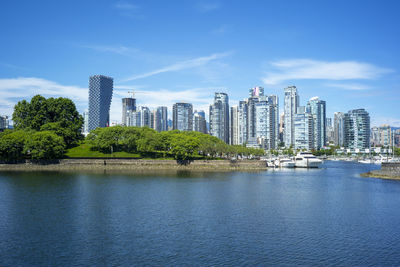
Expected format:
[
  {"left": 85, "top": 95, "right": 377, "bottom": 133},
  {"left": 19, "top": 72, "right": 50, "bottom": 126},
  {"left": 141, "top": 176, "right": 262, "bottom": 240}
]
[{"left": 0, "top": 1, "right": 400, "bottom": 127}]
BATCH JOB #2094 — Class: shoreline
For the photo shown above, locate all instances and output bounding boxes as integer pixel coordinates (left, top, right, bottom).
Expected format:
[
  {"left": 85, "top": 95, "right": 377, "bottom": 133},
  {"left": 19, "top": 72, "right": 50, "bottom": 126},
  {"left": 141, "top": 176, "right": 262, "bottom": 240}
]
[
  {"left": 0, "top": 159, "right": 268, "bottom": 173},
  {"left": 360, "top": 170, "right": 400, "bottom": 180},
  {"left": 360, "top": 162, "right": 400, "bottom": 181}
]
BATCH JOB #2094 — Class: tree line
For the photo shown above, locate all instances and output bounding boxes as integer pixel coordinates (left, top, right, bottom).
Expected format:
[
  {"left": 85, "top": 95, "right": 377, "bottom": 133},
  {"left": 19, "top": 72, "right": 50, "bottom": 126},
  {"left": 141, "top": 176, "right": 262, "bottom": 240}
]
[
  {"left": 87, "top": 126, "right": 265, "bottom": 160},
  {"left": 1, "top": 95, "right": 265, "bottom": 162}
]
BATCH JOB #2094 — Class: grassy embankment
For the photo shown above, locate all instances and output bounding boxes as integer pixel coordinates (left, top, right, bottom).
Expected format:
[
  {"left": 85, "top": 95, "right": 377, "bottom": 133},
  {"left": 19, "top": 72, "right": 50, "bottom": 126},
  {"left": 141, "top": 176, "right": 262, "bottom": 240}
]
[
  {"left": 66, "top": 143, "right": 207, "bottom": 160},
  {"left": 66, "top": 143, "right": 142, "bottom": 158}
]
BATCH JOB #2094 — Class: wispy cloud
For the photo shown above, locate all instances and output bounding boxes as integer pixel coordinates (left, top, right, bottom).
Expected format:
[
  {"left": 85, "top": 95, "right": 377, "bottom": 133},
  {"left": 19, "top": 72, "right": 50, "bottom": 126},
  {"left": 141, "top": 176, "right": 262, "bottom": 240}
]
[
  {"left": 0, "top": 77, "right": 220, "bottom": 124},
  {"left": 262, "top": 59, "right": 393, "bottom": 85},
  {"left": 0, "top": 62, "right": 27, "bottom": 71},
  {"left": 121, "top": 51, "right": 233, "bottom": 82},
  {"left": 78, "top": 44, "right": 138, "bottom": 56},
  {"left": 0, "top": 77, "right": 87, "bottom": 116},
  {"left": 371, "top": 117, "right": 400, "bottom": 127},
  {"left": 113, "top": 1, "right": 143, "bottom": 19},
  {"left": 114, "top": 2, "right": 138, "bottom": 10},
  {"left": 325, "top": 83, "right": 371, "bottom": 91},
  {"left": 211, "top": 24, "right": 232, "bottom": 35},
  {"left": 196, "top": 2, "right": 221, "bottom": 12}
]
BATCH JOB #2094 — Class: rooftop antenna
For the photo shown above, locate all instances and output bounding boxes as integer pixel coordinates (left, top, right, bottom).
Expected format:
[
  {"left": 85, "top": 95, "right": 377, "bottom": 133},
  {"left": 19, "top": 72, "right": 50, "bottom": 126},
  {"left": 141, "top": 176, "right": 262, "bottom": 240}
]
[{"left": 128, "top": 90, "right": 135, "bottom": 99}]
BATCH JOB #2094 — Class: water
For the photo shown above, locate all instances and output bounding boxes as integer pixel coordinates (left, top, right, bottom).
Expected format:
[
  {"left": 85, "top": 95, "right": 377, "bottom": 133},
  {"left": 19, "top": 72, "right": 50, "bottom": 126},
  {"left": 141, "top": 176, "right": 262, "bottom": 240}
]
[{"left": 1, "top": 161, "right": 400, "bottom": 265}]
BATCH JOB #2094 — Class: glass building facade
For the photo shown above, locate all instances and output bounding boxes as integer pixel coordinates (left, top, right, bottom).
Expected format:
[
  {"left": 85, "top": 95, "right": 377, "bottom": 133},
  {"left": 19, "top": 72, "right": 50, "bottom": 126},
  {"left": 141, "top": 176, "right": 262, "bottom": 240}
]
[
  {"left": 334, "top": 112, "right": 345, "bottom": 147},
  {"left": 307, "top": 97, "right": 326, "bottom": 149},
  {"left": 173, "top": 103, "right": 193, "bottom": 131},
  {"left": 88, "top": 75, "right": 113, "bottom": 132},
  {"left": 284, "top": 86, "right": 299, "bottom": 148},
  {"left": 122, "top": 98, "right": 136, "bottom": 126},
  {"left": 209, "top": 92, "right": 230, "bottom": 143},
  {"left": 154, "top": 106, "right": 168, "bottom": 132},
  {"left": 344, "top": 109, "right": 370, "bottom": 149}
]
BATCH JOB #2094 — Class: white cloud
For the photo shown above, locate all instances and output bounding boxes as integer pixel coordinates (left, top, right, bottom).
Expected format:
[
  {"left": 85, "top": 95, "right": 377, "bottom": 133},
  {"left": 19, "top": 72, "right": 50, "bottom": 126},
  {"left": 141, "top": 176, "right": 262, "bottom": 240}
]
[
  {"left": 78, "top": 44, "right": 137, "bottom": 56},
  {"left": 325, "top": 83, "right": 371, "bottom": 90},
  {"left": 371, "top": 117, "right": 400, "bottom": 127},
  {"left": 262, "top": 59, "right": 393, "bottom": 85},
  {"left": 196, "top": 2, "right": 220, "bottom": 12},
  {"left": 0, "top": 77, "right": 223, "bottom": 125},
  {"left": 211, "top": 24, "right": 232, "bottom": 35},
  {"left": 0, "top": 77, "right": 87, "bottom": 117},
  {"left": 114, "top": 2, "right": 138, "bottom": 10},
  {"left": 121, "top": 51, "right": 233, "bottom": 82}
]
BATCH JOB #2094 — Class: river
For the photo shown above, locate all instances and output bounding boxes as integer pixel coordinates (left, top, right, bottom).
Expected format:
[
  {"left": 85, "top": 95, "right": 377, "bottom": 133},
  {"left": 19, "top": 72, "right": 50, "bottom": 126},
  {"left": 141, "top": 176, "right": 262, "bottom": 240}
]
[{"left": 1, "top": 161, "right": 400, "bottom": 265}]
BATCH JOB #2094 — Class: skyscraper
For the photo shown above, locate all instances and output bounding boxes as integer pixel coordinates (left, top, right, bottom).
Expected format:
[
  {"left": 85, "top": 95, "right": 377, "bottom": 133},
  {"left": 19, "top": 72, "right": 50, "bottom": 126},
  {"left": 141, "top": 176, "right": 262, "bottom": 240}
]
[
  {"left": 230, "top": 106, "right": 239, "bottom": 145},
  {"left": 126, "top": 110, "right": 141, "bottom": 127},
  {"left": 193, "top": 110, "right": 207, "bottom": 134},
  {"left": 344, "top": 109, "right": 370, "bottom": 149},
  {"left": 249, "top": 86, "right": 264, "bottom": 97},
  {"left": 247, "top": 96, "right": 260, "bottom": 139},
  {"left": 82, "top": 110, "right": 89, "bottom": 134},
  {"left": 326, "top": 117, "right": 334, "bottom": 144},
  {"left": 173, "top": 103, "right": 193, "bottom": 131},
  {"left": 294, "top": 106, "right": 314, "bottom": 150},
  {"left": 334, "top": 112, "right": 345, "bottom": 147},
  {"left": 122, "top": 97, "right": 136, "bottom": 126},
  {"left": 0, "top": 115, "right": 8, "bottom": 131},
  {"left": 138, "top": 106, "right": 151, "bottom": 127},
  {"left": 255, "top": 95, "right": 279, "bottom": 150},
  {"left": 209, "top": 92, "right": 229, "bottom": 143},
  {"left": 307, "top": 96, "right": 326, "bottom": 149},
  {"left": 154, "top": 106, "right": 168, "bottom": 132},
  {"left": 284, "top": 86, "right": 299, "bottom": 148},
  {"left": 88, "top": 75, "right": 113, "bottom": 132},
  {"left": 238, "top": 100, "right": 248, "bottom": 145}
]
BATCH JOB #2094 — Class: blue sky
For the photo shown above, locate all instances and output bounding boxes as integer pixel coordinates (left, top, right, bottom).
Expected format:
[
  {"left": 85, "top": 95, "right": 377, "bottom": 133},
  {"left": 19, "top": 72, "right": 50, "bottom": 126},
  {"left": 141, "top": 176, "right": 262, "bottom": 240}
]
[{"left": 1, "top": 0, "right": 399, "bottom": 126}]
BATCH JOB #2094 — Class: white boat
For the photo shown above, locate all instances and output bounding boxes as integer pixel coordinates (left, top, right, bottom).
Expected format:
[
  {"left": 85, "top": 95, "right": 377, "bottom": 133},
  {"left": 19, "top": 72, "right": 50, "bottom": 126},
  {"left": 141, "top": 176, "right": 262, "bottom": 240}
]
[
  {"left": 359, "top": 159, "right": 374, "bottom": 164},
  {"left": 274, "top": 158, "right": 295, "bottom": 168},
  {"left": 294, "top": 152, "right": 322, "bottom": 168}
]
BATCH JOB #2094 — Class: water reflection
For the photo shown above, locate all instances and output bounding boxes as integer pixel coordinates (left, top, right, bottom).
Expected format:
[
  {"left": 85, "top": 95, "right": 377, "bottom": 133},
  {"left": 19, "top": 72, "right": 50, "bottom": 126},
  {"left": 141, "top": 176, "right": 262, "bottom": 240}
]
[{"left": 0, "top": 161, "right": 399, "bottom": 265}]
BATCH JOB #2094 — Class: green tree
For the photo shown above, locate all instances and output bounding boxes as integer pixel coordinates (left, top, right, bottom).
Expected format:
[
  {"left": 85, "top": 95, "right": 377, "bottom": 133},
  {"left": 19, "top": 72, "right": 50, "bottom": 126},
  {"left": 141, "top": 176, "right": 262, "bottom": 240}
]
[
  {"left": 24, "top": 131, "right": 65, "bottom": 159},
  {"left": 0, "top": 130, "right": 28, "bottom": 162},
  {"left": 87, "top": 126, "right": 125, "bottom": 153},
  {"left": 13, "top": 95, "right": 83, "bottom": 147}
]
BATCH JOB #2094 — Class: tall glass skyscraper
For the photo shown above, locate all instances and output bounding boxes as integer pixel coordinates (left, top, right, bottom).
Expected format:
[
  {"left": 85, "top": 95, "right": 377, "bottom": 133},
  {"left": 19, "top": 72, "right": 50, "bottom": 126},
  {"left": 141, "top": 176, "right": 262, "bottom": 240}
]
[
  {"left": 88, "top": 75, "right": 113, "bottom": 132},
  {"left": 230, "top": 106, "right": 239, "bottom": 145},
  {"left": 138, "top": 106, "right": 151, "bottom": 127},
  {"left": 294, "top": 106, "right": 314, "bottom": 150},
  {"left": 122, "top": 97, "right": 136, "bottom": 126},
  {"left": 193, "top": 110, "right": 207, "bottom": 134},
  {"left": 307, "top": 96, "right": 326, "bottom": 149},
  {"left": 173, "top": 103, "right": 193, "bottom": 131},
  {"left": 284, "top": 86, "right": 299, "bottom": 148},
  {"left": 238, "top": 100, "right": 248, "bottom": 145},
  {"left": 209, "top": 92, "right": 229, "bottom": 143},
  {"left": 154, "top": 106, "right": 168, "bottom": 132},
  {"left": 255, "top": 95, "right": 279, "bottom": 150},
  {"left": 334, "top": 112, "right": 345, "bottom": 147},
  {"left": 344, "top": 109, "right": 370, "bottom": 149}
]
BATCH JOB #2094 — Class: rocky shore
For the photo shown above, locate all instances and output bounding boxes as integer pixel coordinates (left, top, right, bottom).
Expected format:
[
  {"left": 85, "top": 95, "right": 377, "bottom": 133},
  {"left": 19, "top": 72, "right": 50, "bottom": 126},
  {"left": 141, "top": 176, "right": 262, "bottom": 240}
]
[
  {"left": 361, "top": 163, "right": 400, "bottom": 180},
  {"left": 0, "top": 158, "right": 268, "bottom": 173}
]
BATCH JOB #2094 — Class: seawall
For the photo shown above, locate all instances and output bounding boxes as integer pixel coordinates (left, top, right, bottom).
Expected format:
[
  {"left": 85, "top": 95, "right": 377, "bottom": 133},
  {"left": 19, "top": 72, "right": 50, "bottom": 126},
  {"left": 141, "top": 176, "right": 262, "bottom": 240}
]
[
  {"left": 361, "top": 162, "right": 400, "bottom": 180},
  {"left": 0, "top": 159, "right": 268, "bottom": 173}
]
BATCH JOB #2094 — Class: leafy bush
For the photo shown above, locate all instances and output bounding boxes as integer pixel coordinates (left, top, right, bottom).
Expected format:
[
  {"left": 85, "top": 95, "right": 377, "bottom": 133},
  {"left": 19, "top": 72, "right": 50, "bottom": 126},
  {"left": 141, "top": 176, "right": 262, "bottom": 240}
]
[{"left": 24, "top": 131, "right": 65, "bottom": 159}]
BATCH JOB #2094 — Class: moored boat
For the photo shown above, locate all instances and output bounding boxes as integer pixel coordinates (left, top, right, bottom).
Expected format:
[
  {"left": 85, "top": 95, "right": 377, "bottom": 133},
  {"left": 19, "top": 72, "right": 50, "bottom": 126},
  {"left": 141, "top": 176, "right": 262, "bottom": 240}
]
[
  {"left": 294, "top": 152, "right": 322, "bottom": 168},
  {"left": 274, "top": 158, "right": 295, "bottom": 168}
]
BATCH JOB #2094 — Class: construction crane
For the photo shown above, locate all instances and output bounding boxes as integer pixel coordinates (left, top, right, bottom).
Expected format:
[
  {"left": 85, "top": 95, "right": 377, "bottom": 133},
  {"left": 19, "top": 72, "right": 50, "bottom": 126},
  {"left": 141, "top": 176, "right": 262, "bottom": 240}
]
[{"left": 128, "top": 90, "right": 135, "bottom": 99}]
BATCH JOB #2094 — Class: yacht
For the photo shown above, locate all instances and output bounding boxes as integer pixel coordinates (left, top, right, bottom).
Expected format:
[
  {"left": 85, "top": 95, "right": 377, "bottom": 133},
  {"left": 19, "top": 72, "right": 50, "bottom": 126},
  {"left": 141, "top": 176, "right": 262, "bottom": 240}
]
[
  {"left": 294, "top": 152, "right": 323, "bottom": 168},
  {"left": 274, "top": 158, "right": 295, "bottom": 168}
]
